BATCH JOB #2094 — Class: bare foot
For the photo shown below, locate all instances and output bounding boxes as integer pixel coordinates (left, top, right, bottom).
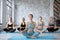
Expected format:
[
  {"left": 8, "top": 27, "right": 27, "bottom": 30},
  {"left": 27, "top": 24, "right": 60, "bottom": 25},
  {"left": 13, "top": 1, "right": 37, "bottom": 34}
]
[{"left": 39, "top": 31, "right": 43, "bottom": 34}]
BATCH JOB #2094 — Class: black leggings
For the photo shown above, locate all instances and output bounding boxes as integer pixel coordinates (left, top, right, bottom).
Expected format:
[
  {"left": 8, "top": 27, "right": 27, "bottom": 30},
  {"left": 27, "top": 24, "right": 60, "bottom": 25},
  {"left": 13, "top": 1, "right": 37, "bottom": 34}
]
[
  {"left": 17, "top": 28, "right": 25, "bottom": 31},
  {"left": 4, "top": 28, "right": 16, "bottom": 32},
  {"left": 47, "top": 27, "right": 59, "bottom": 32}
]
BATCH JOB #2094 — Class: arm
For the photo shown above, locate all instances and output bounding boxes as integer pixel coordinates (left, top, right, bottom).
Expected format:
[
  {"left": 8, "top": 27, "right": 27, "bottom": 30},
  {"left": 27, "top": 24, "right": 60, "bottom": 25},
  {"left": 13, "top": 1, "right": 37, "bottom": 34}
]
[
  {"left": 34, "top": 22, "right": 39, "bottom": 32},
  {"left": 25, "top": 22, "right": 28, "bottom": 31},
  {"left": 19, "top": 23, "right": 21, "bottom": 29},
  {"left": 42, "top": 21, "right": 44, "bottom": 29},
  {"left": 54, "top": 22, "right": 56, "bottom": 27},
  {"left": 35, "top": 22, "right": 38, "bottom": 29},
  {"left": 48, "top": 22, "right": 50, "bottom": 28},
  {"left": 12, "top": 22, "right": 15, "bottom": 29},
  {"left": 41, "top": 22, "right": 45, "bottom": 32}
]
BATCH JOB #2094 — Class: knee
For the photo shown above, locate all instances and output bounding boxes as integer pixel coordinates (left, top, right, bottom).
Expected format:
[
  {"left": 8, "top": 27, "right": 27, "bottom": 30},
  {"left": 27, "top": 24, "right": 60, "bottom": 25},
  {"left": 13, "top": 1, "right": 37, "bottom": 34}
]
[
  {"left": 17, "top": 28, "right": 20, "bottom": 31},
  {"left": 33, "top": 31, "right": 40, "bottom": 37},
  {"left": 4, "top": 28, "right": 6, "bottom": 30},
  {"left": 10, "top": 29, "right": 16, "bottom": 32}
]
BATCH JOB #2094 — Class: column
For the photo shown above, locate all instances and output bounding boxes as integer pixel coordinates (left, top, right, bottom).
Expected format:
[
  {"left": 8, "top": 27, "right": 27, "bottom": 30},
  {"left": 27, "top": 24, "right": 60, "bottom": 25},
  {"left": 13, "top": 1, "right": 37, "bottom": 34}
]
[{"left": 1, "top": 0, "right": 7, "bottom": 27}]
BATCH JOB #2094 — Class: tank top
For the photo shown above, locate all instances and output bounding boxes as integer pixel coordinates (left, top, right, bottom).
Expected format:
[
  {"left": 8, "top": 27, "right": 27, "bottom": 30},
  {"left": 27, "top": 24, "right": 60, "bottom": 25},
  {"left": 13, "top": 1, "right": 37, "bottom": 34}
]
[
  {"left": 49, "top": 21, "right": 54, "bottom": 26},
  {"left": 38, "top": 22, "right": 44, "bottom": 30},
  {"left": 7, "top": 24, "right": 13, "bottom": 28},
  {"left": 27, "top": 22, "right": 35, "bottom": 32},
  {"left": 21, "top": 22, "right": 26, "bottom": 28},
  {"left": 27, "top": 22, "right": 35, "bottom": 35}
]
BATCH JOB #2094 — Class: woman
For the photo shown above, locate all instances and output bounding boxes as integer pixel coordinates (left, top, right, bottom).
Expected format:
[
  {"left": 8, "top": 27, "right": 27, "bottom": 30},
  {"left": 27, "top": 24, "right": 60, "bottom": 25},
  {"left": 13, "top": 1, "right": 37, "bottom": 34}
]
[
  {"left": 38, "top": 16, "right": 44, "bottom": 30},
  {"left": 22, "top": 14, "right": 40, "bottom": 38},
  {"left": 4, "top": 17, "right": 16, "bottom": 32},
  {"left": 47, "top": 17, "right": 59, "bottom": 32},
  {"left": 37, "top": 16, "right": 45, "bottom": 34},
  {"left": 17, "top": 17, "right": 26, "bottom": 31}
]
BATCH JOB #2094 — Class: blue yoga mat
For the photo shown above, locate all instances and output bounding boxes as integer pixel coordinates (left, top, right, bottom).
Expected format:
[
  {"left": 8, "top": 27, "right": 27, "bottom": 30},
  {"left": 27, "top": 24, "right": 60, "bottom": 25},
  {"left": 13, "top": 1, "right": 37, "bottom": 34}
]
[
  {"left": 0, "top": 31, "right": 19, "bottom": 34},
  {"left": 0, "top": 29, "right": 60, "bottom": 34},
  {"left": 0, "top": 30, "right": 60, "bottom": 34},
  {"left": 8, "top": 35, "right": 56, "bottom": 40}
]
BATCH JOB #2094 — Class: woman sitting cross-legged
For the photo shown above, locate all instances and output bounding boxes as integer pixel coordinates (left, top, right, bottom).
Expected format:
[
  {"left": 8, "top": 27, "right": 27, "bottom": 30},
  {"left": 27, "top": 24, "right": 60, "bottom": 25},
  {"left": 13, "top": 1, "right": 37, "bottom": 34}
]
[
  {"left": 47, "top": 17, "right": 59, "bottom": 32},
  {"left": 36, "top": 16, "right": 46, "bottom": 34},
  {"left": 3, "top": 17, "right": 16, "bottom": 32},
  {"left": 21, "top": 14, "right": 42, "bottom": 38},
  {"left": 17, "top": 17, "right": 26, "bottom": 32}
]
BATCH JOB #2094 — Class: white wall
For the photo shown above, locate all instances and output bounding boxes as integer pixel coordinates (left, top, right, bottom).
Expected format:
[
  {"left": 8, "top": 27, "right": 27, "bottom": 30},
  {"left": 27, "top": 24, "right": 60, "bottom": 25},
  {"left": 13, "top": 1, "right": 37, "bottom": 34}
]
[
  {"left": 1, "top": 0, "right": 7, "bottom": 27},
  {"left": 0, "top": 0, "right": 2, "bottom": 23},
  {"left": 0, "top": 0, "right": 1, "bottom": 23},
  {"left": 14, "top": 0, "right": 54, "bottom": 26}
]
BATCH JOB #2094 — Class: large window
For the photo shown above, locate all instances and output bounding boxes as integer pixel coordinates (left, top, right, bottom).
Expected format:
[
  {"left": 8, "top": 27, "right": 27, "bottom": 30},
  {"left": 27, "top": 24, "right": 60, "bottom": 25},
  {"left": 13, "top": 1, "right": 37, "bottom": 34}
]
[
  {"left": 54, "top": 0, "right": 60, "bottom": 20},
  {"left": 6, "top": 0, "right": 15, "bottom": 22},
  {"left": 0, "top": 0, "right": 14, "bottom": 26},
  {"left": 6, "top": 0, "right": 12, "bottom": 17},
  {"left": 0, "top": 0, "right": 2, "bottom": 23},
  {"left": 54, "top": 0, "right": 60, "bottom": 26}
]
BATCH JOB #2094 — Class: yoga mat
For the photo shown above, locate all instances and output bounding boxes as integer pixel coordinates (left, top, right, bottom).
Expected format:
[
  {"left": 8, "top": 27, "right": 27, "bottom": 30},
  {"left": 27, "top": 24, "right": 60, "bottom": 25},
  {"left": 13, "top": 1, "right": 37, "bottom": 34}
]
[
  {"left": 8, "top": 35, "right": 56, "bottom": 40},
  {"left": 0, "top": 31, "right": 19, "bottom": 34},
  {"left": 0, "top": 29, "right": 60, "bottom": 34}
]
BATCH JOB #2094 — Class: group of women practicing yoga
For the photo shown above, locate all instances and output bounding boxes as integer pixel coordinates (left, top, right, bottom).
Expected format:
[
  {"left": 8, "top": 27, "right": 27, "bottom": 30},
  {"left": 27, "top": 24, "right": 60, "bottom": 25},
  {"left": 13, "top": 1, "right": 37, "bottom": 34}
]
[{"left": 3, "top": 14, "right": 59, "bottom": 38}]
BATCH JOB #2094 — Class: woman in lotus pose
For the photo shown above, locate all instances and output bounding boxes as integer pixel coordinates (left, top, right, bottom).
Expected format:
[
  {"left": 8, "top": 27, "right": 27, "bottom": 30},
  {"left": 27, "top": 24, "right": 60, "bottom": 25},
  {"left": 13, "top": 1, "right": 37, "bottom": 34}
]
[
  {"left": 4, "top": 17, "right": 16, "bottom": 32},
  {"left": 22, "top": 14, "right": 40, "bottom": 38},
  {"left": 37, "top": 16, "right": 45, "bottom": 34},
  {"left": 47, "top": 17, "right": 59, "bottom": 32},
  {"left": 17, "top": 17, "right": 26, "bottom": 32}
]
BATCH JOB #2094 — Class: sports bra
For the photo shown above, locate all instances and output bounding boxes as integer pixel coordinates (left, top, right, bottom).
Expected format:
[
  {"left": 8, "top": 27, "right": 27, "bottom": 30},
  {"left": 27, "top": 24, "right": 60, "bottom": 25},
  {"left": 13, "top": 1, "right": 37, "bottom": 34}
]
[
  {"left": 38, "top": 22, "right": 44, "bottom": 30},
  {"left": 49, "top": 21, "right": 54, "bottom": 26},
  {"left": 21, "top": 22, "right": 26, "bottom": 28},
  {"left": 7, "top": 24, "right": 13, "bottom": 28}
]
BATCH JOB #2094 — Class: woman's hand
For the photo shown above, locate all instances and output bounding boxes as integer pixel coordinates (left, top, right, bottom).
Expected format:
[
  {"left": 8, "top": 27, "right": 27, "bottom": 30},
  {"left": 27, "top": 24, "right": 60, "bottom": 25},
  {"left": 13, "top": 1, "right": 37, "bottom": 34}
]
[
  {"left": 39, "top": 30, "right": 43, "bottom": 34},
  {"left": 20, "top": 31, "right": 23, "bottom": 33},
  {"left": 21, "top": 28, "right": 27, "bottom": 33},
  {"left": 30, "top": 29, "right": 33, "bottom": 32}
]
